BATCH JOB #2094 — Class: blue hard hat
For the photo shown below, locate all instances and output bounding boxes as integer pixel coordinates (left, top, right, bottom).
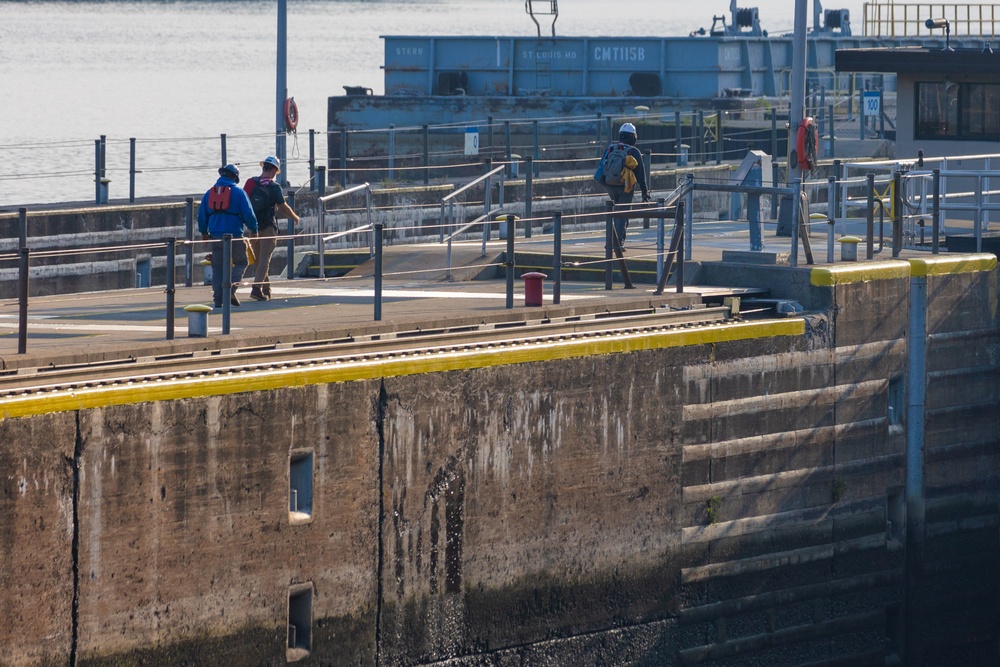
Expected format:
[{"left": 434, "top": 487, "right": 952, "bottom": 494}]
[{"left": 218, "top": 163, "right": 240, "bottom": 182}]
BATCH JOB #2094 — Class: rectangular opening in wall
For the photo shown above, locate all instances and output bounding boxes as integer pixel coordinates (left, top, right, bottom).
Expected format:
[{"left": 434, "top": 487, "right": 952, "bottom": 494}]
[
  {"left": 286, "top": 583, "right": 313, "bottom": 662},
  {"left": 289, "top": 450, "right": 313, "bottom": 524}
]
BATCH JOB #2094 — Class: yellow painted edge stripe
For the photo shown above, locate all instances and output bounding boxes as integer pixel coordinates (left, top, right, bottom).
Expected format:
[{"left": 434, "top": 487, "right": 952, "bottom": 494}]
[
  {"left": 908, "top": 253, "right": 997, "bottom": 277},
  {"left": 0, "top": 319, "right": 804, "bottom": 420},
  {"left": 810, "top": 261, "right": 911, "bottom": 286}
]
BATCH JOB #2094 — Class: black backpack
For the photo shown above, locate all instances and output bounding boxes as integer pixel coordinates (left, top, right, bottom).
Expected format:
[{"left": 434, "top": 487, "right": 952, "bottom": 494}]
[
  {"left": 246, "top": 177, "right": 276, "bottom": 225},
  {"left": 602, "top": 143, "right": 629, "bottom": 187}
]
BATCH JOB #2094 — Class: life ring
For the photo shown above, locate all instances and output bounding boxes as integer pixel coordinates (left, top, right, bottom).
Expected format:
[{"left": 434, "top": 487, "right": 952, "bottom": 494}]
[
  {"left": 796, "top": 116, "right": 818, "bottom": 171},
  {"left": 283, "top": 97, "right": 298, "bottom": 133}
]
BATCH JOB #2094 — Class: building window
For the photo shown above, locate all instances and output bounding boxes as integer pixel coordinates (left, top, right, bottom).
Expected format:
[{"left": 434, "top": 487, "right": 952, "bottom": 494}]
[
  {"left": 287, "top": 583, "right": 313, "bottom": 662},
  {"left": 289, "top": 450, "right": 313, "bottom": 524},
  {"left": 916, "top": 81, "right": 1000, "bottom": 140}
]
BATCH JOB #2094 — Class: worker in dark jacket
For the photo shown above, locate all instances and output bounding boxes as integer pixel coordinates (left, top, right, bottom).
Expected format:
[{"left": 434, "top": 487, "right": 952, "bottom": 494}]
[
  {"left": 599, "top": 122, "right": 650, "bottom": 250},
  {"left": 197, "top": 164, "right": 258, "bottom": 307}
]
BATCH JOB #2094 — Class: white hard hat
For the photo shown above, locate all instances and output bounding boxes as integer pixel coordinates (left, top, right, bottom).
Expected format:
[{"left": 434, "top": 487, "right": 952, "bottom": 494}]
[
  {"left": 619, "top": 122, "right": 637, "bottom": 135},
  {"left": 261, "top": 155, "right": 281, "bottom": 173}
]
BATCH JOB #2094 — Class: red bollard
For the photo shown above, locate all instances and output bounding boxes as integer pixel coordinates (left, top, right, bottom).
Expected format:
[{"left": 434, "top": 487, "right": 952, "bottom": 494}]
[{"left": 521, "top": 272, "right": 547, "bottom": 307}]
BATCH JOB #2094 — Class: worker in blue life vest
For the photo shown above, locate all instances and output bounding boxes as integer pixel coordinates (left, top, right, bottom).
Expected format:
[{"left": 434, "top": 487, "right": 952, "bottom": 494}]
[
  {"left": 599, "top": 122, "right": 650, "bottom": 250},
  {"left": 197, "top": 163, "right": 258, "bottom": 308},
  {"left": 245, "top": 156, "right": 301, "bottom": 302}
]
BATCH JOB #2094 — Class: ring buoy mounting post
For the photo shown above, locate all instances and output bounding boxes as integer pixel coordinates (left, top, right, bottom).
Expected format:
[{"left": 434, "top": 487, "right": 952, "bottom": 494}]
[
  {"left": 796, "top": 116, "right": 818, "bottom": 171},
  {"left": 283, "top": 97, "right": 298, "bottom": 133}
]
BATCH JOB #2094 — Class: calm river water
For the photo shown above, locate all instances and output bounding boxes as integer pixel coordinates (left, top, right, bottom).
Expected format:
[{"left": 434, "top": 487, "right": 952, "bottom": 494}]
[{"left": 0, "top": 0, "right": 840, "bottom": 207}]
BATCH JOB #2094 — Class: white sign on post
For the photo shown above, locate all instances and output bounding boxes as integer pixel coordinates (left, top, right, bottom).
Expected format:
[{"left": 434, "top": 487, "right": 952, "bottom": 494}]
[
  {"left": 863, "top": 91, "right": 881, "bottom": 117},
  {"left": 464, "top": 127, "right": 479, "bottom": 155}
]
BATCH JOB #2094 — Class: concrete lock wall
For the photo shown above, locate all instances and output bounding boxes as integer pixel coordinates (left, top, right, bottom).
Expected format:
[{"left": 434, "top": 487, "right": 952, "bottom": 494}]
[{"left": 0, "top": 257, "right": 997, "bottom": 666}]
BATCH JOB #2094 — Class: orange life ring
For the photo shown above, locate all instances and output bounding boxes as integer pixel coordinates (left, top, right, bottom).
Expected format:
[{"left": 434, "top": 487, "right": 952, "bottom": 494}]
[
  {"left": 283, "top": 97, "right": 298, "bottom": 133},
  {"left": 796, "top": 116, "right": 818, "bottom": 171}
]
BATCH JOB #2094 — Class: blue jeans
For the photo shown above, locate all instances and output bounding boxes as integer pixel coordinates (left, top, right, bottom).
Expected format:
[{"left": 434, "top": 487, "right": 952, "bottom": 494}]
[{"left": 210, "top": 236, "right": 248, "bottom": 305}]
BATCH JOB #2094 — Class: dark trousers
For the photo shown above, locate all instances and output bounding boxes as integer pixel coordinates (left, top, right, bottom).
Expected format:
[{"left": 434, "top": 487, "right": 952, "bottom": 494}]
[
  {"left": 608, "top": 187, "right": 634, "bottom": 247},
  {"left": 210, "top": 237, "right": 248, "bottom": 305}
]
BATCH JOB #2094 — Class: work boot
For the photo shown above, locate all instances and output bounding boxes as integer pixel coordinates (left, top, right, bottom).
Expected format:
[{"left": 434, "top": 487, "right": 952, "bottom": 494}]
[
  {"left": 250, "top": 287, "right": 267, "bottom": 302},
  {"left": 231, "top": 293, "right": 241, "bottom": 307}
]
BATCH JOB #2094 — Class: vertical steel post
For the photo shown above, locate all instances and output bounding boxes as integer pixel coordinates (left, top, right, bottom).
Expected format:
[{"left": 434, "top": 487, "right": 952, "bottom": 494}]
[
  {"left": 525, "top": 156, "right": 533, "bottom": 238},
  {"left": 129, "top": 137, "right": 136, "bottom": 203},
  {"left": 684, "top": 174, "right": 694, "bottom": 261},
  {"left": 790, "top": 178, "right": 802, "bottom": 268},
  {"left": 374, "top": 222, "right": 383, "bottom": 321},
  {"left": 770, "top": 108, "right": 778, "bottom": 160},
  {"left": 388, "top": 124, "right": 395, "bottom": 181},
  {"left": 308, "top": 129, "right": 316, "bottom": 191},
  {"left": 504, "top": 120, "right": 512, "bottom": 176},
  {"left": 94, "top": 139, "right": 101, "bottom": 204},
  {"left": 533, "top": 120, "right": 540, "bottom": 176},
  {"left": 505, "top": 215, "right": 515, "bottom": 309},
  {"left": 866, "top": 172, "right": 875, "bottom": 259},
  {"left": 676, "top": 112, "right": 682, "bottom": 165},
  {"left": 220, "top": 133, "right": 227, "bottom": 166},
  {"left": 828, "top": 103, "right": 835, "bottom": 158},
  {"left": 482, "top": 159, "right": 492, "bottom": 254},
  {"left": 165, "top": 238, "right": 176, "bottom": 340},
  {"left": 286, "top": 191, "right": 296, "bottom": 280},
  {"left": 827, "top": 176, "right": 836, "bottom": 263},
  {"left": 892, "top": 170, "right": 902, "bottom": 257},
  {"left": 715, "top": 110, "right": 722, "bottom": 165},
  {"left": 552, "top": 211, "right": 562, "bottom": 305},
  {"left": 932, "top": 169, "right": 940, "bottom": 254},
  {"left": 604, "top": 200, "right": 614, "bottom": 290},
  {"left": 18, "top": 207, "right": 27, "bottom": 249},
  {"left": 317, "top": 165, "right": 326, "bottom": 198},
  {"left": 222, "top": 234, "right": 232, "bottom": 335},
  {"left": 656, "top": 198, "right": 665, "bottom": 284},
  {"left": 339, "top": 129, "right": 348, "bottom": 188},
  {"left": 422, "top": 124, "right": 430, "bottom": 185},
  {"left": 18, "top": 248, "right": 29, "bottom": 355},
  {"left": 184, "top": 197, "right": 194, "bottom": 287},
  {"left": 275, "top": 0, "right": 288, "bottom": 176},
  {"left": 677, "top": 200, "right": 685, "bottom": 293}
]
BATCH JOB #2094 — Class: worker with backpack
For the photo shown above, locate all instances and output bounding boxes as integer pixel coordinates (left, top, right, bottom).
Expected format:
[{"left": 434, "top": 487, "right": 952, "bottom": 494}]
[
  {"left": 197, "top": 163, "right": 258, "bottom": 307},
  {"left": 243, "top": 156, "right": 301, "bottom": 301},
  {"left": 594, "top": 122, "right": 650, "bottom": 250}
]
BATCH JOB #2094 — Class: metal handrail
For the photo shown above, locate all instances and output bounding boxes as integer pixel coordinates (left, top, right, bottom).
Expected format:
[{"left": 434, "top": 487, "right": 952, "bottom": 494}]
[
  {"left": 864, "top": 1, "right": 1000, "bottom": 37},
  {"left": 318, "top": 182, "right": 373, "bottom": 276},
  {"left": 442, "top": 165, "right": 506, "bottom": 202}
]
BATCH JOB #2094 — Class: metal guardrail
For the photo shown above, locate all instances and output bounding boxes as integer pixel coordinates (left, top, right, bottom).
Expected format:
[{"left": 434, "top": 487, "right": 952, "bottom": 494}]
[{"left": 864, "top": 1, "right": 1000, "bottom": 37}]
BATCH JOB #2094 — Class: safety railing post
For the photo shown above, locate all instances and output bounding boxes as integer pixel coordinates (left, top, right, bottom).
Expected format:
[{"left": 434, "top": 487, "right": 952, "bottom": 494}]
[
  {"left": 422, "top": 124, "right": 430, "bottom": 186},
  {"left": 827, "top": 176, "right": 836, "bottom": 263},
  {"left": 129, "top": 137, "right": 136, "bottom": 203},
  {"left": 656, "top": 198, "right": 665, "bottom": 284},
  {"left": 220, "top": 133, "right": 227, "bottom": 166},
  {"left": 165, "top": 238, "right": 176, "bottom": 340},
  {"left": 184, "top": 197, "right": 194, "bottom": 287},
  {"left": 892, "top": 170, "right": 902, "bottom": 257},
  {"left": 791, "top": 178, "right": 802, "bottom": 268},
  {"left": 94, "top": 139, "right": 101, "bottom": 204},
  {"left": 505, "top": 214, "right": 515, "bottom": 309},
  {"left": 388, "top": 124, "right": 395, "bottom": 181},
  {"left": 339, "top": 129, "right": 348, "bottom": 188},
  {"left": 524, "top": 156, "right": 533, "bottom": 238},
  {"left": 828, "top": 104, "right": 836, "bottom": 158},
  {"left": 932, "top": 169, "right": 941, "bottom": 255},
  {"left": 286, "top": 191, "right": 296, "bottom": 280},
  {"left": 677, "top": 200, "right": 685, "bottom": 294},
  {"left": 867, "top": 172, "right": 876, "bottom": 259},
  {"left": 684, "top": 174, "right": 694, "bottom": 261},
  {"left": 605, "top": 200, "right": 614, "bottom": 290},
  {"left": 643, "top": 150, "right": 652, "bottom": 228},
  {"left": 715, "top": 110, "right": 722, "bottom": 165},
  {"left": 366, "top": 186, "right": 374, "bottom": 256},
  {"left": 533, "top": 120, "right": 540, "bottom": 177},
  {"left": 504, "top": 120, "right": 512, "bottom": 176},
  {"left": 18, "top": 247, "right": 29, "bottom": 355},
  {"left": 308, "top": 129, "right": 316, "bottom": 192},
  {"left": 317, "top": 165, "right": 326, "bottom": 198},
  {"left": 317, "top": 200, "right": 326, "bottom": 279},
  {"left": 771, "top": 161, "right": 780, "bottom": 220},
  {"left": 222, "top": 234, "right": 232, "bottom": 335},
  {"left": 18, "top": 207, "right": 27, "bottom": 250},
  {"left": 595, "top": 113, "right": 603, "bottom": 158},
  {"left": 552, "top": 211, "right": 562, "bottom": 305},
  {"left": 374, "top": 222, "right": 383, "bottom": 321},
  {"left": 482, "top": 159, "right": 492, "bottom": 254},
  {"left": 676, "top": 112, "right": 683, "bottom": 165},
  {"left": 770, "top": 108, "right": 778, "bottom": 160}
]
